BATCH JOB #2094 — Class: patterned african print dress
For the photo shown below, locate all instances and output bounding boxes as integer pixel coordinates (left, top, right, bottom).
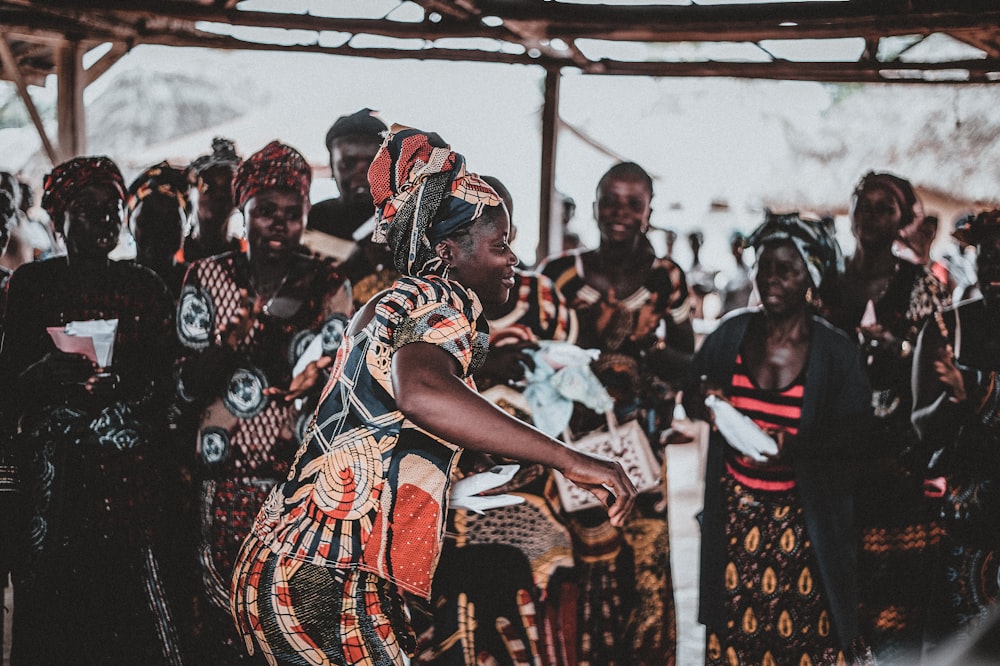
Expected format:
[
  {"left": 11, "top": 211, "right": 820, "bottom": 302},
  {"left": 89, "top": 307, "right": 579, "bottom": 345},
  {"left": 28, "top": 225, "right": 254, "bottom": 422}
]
[
  {"left": 539, "top": 249, "right": 691, "bottom": 665},
  {"left": 175, "top": 250, "right": 350, "bottom": 663},
  {"left": 412, "top": 269, "right": 578, "bottom": 666},
  {"left": 231, "top": 275, "right": 489, "bottom": 665},
  {"left": 706, "top": 356, "right": 846, "bottom": 666},
  {"left": 0, "top": 257, "right": 183, "bottom": 665},
  {"left": 912, "top": 300, "right": 1000, "bottom": 657},
  {"left": 828, "top": 259, "right": 949, "bottom": 661}
]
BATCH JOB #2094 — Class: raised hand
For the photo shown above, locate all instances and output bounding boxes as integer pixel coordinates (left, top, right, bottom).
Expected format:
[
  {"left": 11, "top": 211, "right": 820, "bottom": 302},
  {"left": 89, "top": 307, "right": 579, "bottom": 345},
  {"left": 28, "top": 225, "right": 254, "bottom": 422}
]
[
  {"left": 262, "top": 356, "right": 334, "bottom": 402},
  {"left": 934, "top": 343, "right": 967, "bottom": 403}
]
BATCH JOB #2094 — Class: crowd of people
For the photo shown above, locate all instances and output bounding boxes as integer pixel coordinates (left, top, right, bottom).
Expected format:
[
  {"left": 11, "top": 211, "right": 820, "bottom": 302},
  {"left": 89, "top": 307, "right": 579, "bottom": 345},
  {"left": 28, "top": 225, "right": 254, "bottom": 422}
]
[{"left": 0, "top": 107, "right": 997, "bottom": 666}]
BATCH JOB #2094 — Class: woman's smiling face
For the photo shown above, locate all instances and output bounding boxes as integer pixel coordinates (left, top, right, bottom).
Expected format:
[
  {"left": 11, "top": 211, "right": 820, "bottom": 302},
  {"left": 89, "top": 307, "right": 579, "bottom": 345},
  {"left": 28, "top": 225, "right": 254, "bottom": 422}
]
[
  {"left": 594, "top": 175, "right": 652, "bottom": 247},
  {"left": 442, "top": 207, "right": 517, "bottom": 306}
]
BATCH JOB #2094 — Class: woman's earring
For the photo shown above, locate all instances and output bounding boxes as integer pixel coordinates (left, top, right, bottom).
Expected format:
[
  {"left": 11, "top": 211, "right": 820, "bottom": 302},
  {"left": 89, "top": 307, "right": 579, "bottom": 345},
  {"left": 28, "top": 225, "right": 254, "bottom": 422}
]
[
  {"left": 805, "top": 287, "right": 814, "bottom": 304},
  {"left": 442, "top": 264, "right": 451, "bottom": 280}
]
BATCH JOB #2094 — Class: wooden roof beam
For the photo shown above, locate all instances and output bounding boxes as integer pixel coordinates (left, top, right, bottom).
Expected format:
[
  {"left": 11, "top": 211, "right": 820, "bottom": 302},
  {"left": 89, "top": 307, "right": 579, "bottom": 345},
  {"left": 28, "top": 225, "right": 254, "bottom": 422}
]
[
  {"left": 0, "top": 32, "right": 59, "bottom": 163},
  {"left": 8, "top": 3, "right": 512, "bottom": 43},
  {"left": 590, "top": 57, "right": 1000, "bottom": 84},
  {"left": 123, "top": 27, "right": 1000, "bottom": 84},
  {"left": 83, "top": 41, "right": 128, "bottom": 86},
  {"left": 133, "top": 29, "right": 568, "bottom": 68},
  {"left": 476, "top": 0, "right": 1000, "bottom": 43},
  {"left": 946, "top": 32, "right": 1000, "bottom": 59},
  {"left": 8, "top": 2, "right": 1000, "bottom": 48}
]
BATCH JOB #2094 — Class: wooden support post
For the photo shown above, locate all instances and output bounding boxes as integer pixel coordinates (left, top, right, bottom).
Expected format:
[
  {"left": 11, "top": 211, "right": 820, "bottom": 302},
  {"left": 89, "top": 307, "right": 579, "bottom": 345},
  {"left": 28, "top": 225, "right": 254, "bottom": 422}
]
[
  {"left": 0, "top": 32, "right": 59, "bottom": 164},
  {"left": 56, "top": 39, "right": 85, "bottom": 160},
  {"left": 536, "top": 66, "right": 560, "bottom": 265}
]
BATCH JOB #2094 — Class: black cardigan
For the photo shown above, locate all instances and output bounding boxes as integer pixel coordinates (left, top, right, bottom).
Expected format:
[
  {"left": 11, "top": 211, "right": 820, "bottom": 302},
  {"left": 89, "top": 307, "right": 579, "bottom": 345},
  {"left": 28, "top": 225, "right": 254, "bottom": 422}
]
[{"left": 686, "top": 308, "right": 871, "bottom": 651}]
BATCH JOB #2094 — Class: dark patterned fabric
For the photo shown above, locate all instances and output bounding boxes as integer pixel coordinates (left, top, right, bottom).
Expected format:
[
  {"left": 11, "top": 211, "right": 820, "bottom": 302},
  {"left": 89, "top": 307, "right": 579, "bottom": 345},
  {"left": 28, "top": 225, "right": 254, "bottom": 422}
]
[
  {"left": 748, "top": 211, "right": 840, "bottom": 294},
  {"left": 41, "top": 155, "right": 126, "bottom": 222},
  {"left": 0, "top": 256, "right": 182, "bottom": 664},
  {"left": 487, "top": 269, "right": 578, "bottom": 348},
  {"left": 232, "top": 533, "right": 413, "bottom": 666},
  {"left": 706, "top": 473, "right": 866, "bottom": 666},
  {"left": 828, "top": 259, "right": 949, "bottom": 661},
  {"left": 233, "top": 140, "right": 311, "bottom": 209},
  {"left": 368, "top": 125, "right": 501, "bottom": 276},
  {"left": 537, "top": 250, "right": 688, "bottom": 664},
  {"left": 175, "top": 250, "right": 350, "bottom": 663},
  {"left": 913, "top": 299, "right": 1000, "bottom": 655}
]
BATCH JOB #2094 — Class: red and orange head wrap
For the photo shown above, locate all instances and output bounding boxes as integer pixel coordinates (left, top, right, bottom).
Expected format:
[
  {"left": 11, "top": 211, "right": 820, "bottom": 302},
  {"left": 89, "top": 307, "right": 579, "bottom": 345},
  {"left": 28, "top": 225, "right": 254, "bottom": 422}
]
[
  {"left": 233, "top": 140, "right": 311, "bottom": 210},
  {"left": 127, "top": 162, "right": 190, "bottom": 222},
  {"left": 368, "top": 124, "right": 501, "bottom": 276},
  {"left": 41, "top": 156, "right": 126, "bottom": 223}
]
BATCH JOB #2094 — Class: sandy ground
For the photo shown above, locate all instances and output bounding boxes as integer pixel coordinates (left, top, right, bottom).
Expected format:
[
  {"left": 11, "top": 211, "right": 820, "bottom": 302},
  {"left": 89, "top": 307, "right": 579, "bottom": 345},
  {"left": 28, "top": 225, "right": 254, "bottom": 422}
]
[{"left": 666, "top": 424, "right": 709, "bottom": 666}]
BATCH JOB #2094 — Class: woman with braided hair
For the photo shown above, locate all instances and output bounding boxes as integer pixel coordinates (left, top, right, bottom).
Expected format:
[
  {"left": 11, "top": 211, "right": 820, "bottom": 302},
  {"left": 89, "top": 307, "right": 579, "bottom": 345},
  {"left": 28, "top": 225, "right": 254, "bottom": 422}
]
[{"left": 230, "top": 126, "right": 636, "bottom": 666}]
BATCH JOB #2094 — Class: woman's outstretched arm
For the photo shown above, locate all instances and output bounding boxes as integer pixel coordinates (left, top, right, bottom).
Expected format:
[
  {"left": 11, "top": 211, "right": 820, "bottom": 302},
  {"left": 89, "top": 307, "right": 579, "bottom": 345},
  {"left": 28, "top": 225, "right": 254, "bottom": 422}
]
[{"left": 392, "top": 341, "right": 637, "bottom": 526}]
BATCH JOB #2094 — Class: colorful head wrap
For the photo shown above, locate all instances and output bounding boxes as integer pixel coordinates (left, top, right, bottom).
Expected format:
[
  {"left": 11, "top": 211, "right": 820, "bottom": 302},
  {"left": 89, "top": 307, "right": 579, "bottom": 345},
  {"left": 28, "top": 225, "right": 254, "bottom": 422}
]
[
  {"left": 368, "top": 124, "right": 502, "bottom": 276},
  {"left": 127, "top": 162, "right": 191, "bottom": 221},
  {"left": 854, "top": 171, "right": 923, "bottom": 229},
  {"left": 748, "top": 211, "right": 839, "bottom": 290},
  {"left": 187, "top": 137, "right": 241, "bottom": 183},
  {"left": 233, "top": 140, "right": 312, "bottom": 210},
  {"left": 325, "top": 108, "right": 388, "bottom": 150},
  {"left": 953, "top": 209, "right": 1000, "bottom": 245},
  {"left": 41, "top": 156, "right": 126, "bottom": 223}
]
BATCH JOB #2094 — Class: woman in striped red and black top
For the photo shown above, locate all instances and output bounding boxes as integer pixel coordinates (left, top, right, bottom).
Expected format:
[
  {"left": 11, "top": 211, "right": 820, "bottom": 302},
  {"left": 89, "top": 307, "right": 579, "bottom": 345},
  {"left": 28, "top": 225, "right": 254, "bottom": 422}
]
[{"left": 687, "top": 212, "right": 873, "bottom": 665}]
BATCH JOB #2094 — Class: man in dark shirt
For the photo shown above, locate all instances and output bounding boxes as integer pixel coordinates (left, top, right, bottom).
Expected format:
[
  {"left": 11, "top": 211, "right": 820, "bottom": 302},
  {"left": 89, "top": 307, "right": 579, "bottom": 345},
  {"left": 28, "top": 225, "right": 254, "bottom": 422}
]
[
  {"left": 308, "top": 108, "right": 387, "bottom": 240},
  {"left": 308, "top": 108, "right": 396, "bottom": 302}
]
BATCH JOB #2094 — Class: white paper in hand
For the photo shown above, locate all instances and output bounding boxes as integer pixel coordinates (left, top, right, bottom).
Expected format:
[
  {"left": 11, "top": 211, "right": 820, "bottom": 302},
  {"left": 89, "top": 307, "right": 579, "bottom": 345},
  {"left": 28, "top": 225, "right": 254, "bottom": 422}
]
[
  {"left": 705, "top": 394, "right": 780, "bottom": 463},
  {"left": 47, "top": 318, "right": 118, "bottom": 366},
  {"left": 448, "top": 464, "right": 525, "bottom": 514}
]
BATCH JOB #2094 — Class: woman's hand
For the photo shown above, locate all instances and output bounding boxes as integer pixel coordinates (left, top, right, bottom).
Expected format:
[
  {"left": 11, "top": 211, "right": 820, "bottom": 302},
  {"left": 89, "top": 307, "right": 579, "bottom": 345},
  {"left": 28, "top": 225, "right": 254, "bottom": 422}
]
[
  {"left": 559, "top": 449, "right": 637, "bottom": 527},
  {"left": 263, "top": 356, "right": 334, "bottom": 402},
  {"left": 934, "top": 344, "right": 967, "bottom": 403},
  {"left": 858, "top": 322, "right": 894, "bottom": 350},
  {"left": 83, "top": 368, "right": 121, "bottom": 398},
  {"left": 20, "top": 349, "right": 96, "bottom": 390},
  {"left": 476, "top": 340, "right": 537, "bottom": 388}
]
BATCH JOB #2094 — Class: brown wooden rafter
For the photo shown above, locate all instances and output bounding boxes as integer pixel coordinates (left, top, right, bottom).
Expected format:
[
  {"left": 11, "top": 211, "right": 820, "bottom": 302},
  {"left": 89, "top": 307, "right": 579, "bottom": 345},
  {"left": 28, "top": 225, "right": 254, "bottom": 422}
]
[{"left": 1, "top": 1, "right": 999, "bottom": 85}]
